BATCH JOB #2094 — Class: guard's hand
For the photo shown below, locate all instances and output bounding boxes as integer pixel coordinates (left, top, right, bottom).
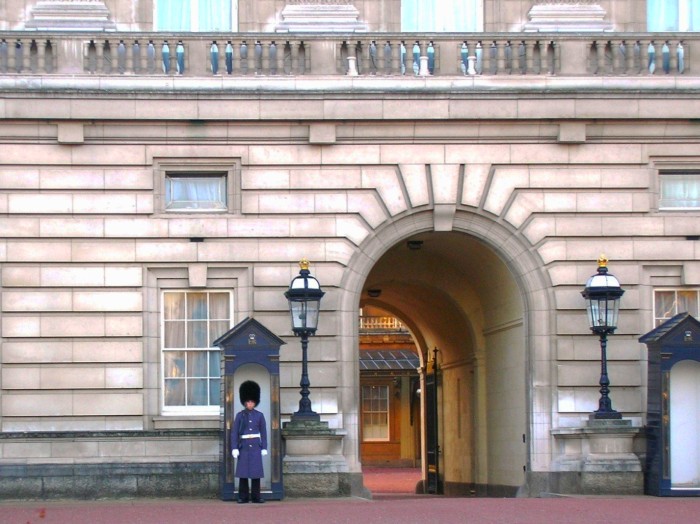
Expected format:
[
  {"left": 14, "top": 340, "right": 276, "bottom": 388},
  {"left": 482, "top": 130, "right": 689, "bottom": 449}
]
[
  {"left": 232, "top": 449, "right": 240, "bottom": 459},
  {"left": 261, "top": 449, "right": 268, "bottom": 457}
]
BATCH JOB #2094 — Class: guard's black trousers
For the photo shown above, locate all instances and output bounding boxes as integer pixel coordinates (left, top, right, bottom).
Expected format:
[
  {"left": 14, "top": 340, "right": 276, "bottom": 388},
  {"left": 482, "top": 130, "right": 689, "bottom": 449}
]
[{"left": 238, "top": 478, "right": 261, "bottom": 502}]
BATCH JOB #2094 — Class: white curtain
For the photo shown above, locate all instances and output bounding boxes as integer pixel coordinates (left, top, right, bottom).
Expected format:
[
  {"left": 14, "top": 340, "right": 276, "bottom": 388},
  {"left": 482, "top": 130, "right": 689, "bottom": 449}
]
[
  {"left": 157, "top": 0, "right": 232, "bottom": 31},
  {"left": 402, "top": 0, "right": 480, "bottom": 32},
  {"left": 166, "top": 175, "right": 226, "bottom": 210},
  {"left": 156, "top": 0, "right": 190, "bottom": 31},
  {"left": 660, "top": 174, "right": 700, "bottom": 207},
  {"left": 647, "top": 0, "right": 677, "bottom": 31}
]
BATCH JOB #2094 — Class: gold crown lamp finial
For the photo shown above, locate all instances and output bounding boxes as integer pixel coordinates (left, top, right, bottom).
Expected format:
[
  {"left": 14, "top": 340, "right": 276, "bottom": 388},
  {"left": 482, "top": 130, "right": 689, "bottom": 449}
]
[
  {"left": 597, "top": 254, "right": 608, "bottom": 269},
  {"left": 299, "top": 258, "right": 310, "bottom": 271}
]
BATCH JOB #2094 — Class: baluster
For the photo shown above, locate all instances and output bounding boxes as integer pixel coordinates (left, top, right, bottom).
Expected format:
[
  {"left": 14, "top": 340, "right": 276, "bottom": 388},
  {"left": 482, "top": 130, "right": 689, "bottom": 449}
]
[
  {"left": 175, "top": 40, "right": 185, "bottom": 75},
  {"left": 225, "top": 41, "right": 234, "bottom": 74},
  {"left": 662, "top": 41, "right": 671, "bottom": 74},
  {"left": 475, "top": 42, "right": 483, "bottom": 75},
  {"left": 103, "top": 40, "right": 112, "bottom": 74},
  {"left": 489, "top": 41, "right": 498, "bottom": 75},
  {"left": 605, "top": 41, "right": 613, "bottom": 75},
  {"left": 283, "top": 41, "right": 292, "bottom": 75},
  {"left": 521, "top": 40, "right": 538, "bottom": 75},
  {"left": 42, "top": 40, "right": 53, "bottom": 73},
  {"left": 616, "top": 40, "right": 627, "bottom": 75},
  {"left": 647, "top": 41, "right": 656, "bottom": 74},
  {"left": 133, "top": 40, "right": 141, "bottom": 74},
  {"left": 87, "top": 40, "right": 97, "bottom": 74},
  {"left": 596, "top": 40, "right": 605, "bottom": 74},
  {"left": 368, "top": 40, "right": 378, "bottom": 75},
  {"left": 254, "top": 40, "right": 263, "bottom": 75},
  {"left": 531, "top": 41, "right": 542, "bottom": 75},
  {"left": 338, "top": 40, "right": 347, "bottom": 74},
  {"left": 355, "top": 41, "right": 363, "bottom": 75},
  {"left": 383, "top": 41, "right": 392, "bottom": 76},
  {"left": 29, "top": 40, "right": 38, "bottom": 73},
  {"left": 240, "top": 41, "right": 249, "bottom": 75},
  {"left": 633, "top": 41, "right": 641, "bottom": 75},
  {"left": 298, "top": 41, "right": 307, "bottom": 75},
  {"left": 269, "top": 41, "right": 278, "bottom": 75},
  {"left": 547, "top": 41, "right": 556, "bottom": 75},
  {"left": 117, "top": 39, "right": 126, "bottom": 74},
  {"left": 460, "top": 42, "right": 468, "bottom": 75},
  {"left": 517, "top": 41, "right": 526, "bottom": 74},
  {"left": 412, "top": 40, "right": 420, "bottom": 75},
  {"left": 427, "top": 40, "right": 435, "bottom": 75},
  {"left": 504, "top": 41, "right": 512, "bottom": 74},
  {"left": 589, "top": 41, "right": 598, "bottom": 75},
  {"left": 161, "top": 40, "right": 170, "bottom": 74},
  {"left": 0, "top": 39, "right": 8, "bottom": 73},
  {"left": 147, "top": 40, "right": 156, "bottom": 74},
  {"left": 399, "top": 41, "right": 407, "bottom": 75},
  {"left": 15, "top": 40, "right": 23, "bottom": 73},
  {"left": 677, "top": 41, "right": 685, "bottom": 74}
]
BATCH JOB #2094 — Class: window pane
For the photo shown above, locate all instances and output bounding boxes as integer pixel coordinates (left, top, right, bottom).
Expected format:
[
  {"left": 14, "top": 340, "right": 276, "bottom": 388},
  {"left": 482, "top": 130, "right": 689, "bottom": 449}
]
[
  {"left": 188, "top": 351, "right": 208, "bottom": 377},
  {"left": 165, "top": 175, "right": 226, "bottom": 210},
  {"left": 402, "top": 0, "right": 479, "bottom": 31},
  {"left": 678, "top": 290, "right": 699, "bottom": 317},
  {"left": 199, "top": 0, "right": 231, "bottom": 31},
  {"left": 164, "top": 320, "right": 185, "bottom": 348},
  {"left": 660, "top": 174, "right": 700, "bottom": 208},
  {"left": 209, "top": 293, "right": 230, "bottom": 319},
  {"left": 187, "top": 293, "right": 208, "bottom": 320},
  {"left": 164, "top": 293, "right": 185, "bottom": 320},
  {"left": 164, "top": 378, "right": 185, "bottom": 405},
  {"left": 209, "top": 351, "right": 221, "bottom": 378},
  {"left": 648, "top": 0, "right": 679, "bottom": 31},
  {"left": 156, "top": 0, "right": 191, "bottom": 31},
  {"left": 209, "top": 378, "right": 220, "bottom": 405},
  {"left": 209, "top": 321, "right": 229, "bottom": 344},
  {"left": 655, "top": 291, "right": 676, "bottom": 323},
  {"left": 187, "top": 321, "right": 208, "bottom": 348},
  {"left": 164, "top": 351, "right": 185, "bottom": 378},
  {"left": 188, "top": 379, "right": 208, "bottom": 406}
]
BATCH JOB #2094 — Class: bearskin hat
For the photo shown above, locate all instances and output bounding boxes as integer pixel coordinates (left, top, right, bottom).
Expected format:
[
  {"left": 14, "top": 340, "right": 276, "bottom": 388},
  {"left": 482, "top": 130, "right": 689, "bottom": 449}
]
[{"left": 239, "top": 380, "right": 261, "bottom": 407}]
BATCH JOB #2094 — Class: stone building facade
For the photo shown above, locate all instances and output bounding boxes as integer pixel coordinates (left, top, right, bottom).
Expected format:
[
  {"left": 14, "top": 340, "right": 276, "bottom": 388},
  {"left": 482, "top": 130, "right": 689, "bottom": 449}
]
[{"left": 1, "top": 0, "right": 700, "bottom": 498}]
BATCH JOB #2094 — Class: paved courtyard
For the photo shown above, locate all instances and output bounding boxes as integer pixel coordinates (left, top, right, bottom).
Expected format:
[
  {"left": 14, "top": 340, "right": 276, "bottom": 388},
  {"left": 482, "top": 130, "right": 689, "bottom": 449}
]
[{"left": 2, "top": 495, "right": 700, "bottom": 524}]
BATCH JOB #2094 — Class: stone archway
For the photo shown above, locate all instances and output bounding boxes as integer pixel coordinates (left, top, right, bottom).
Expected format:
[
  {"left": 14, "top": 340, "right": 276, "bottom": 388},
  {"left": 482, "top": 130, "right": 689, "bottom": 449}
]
[{"left": 338, "top": 210, "right": 553, "bottom": 496}]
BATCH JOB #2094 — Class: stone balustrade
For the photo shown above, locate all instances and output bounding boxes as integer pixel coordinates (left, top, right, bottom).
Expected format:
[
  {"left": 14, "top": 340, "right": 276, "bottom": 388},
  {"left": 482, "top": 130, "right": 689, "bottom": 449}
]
[{"left": 0, "top": 32, "right": 692, "bottom": 78}]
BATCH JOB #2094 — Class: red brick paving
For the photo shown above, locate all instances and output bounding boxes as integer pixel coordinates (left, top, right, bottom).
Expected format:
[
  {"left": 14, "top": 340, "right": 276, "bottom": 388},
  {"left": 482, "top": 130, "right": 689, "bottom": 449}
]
[
  {"left": 3, "top": 496, "right": 700, "bottom": 524},
  {"left": 2, "top": 469, "right": 700, "bottom": 524}
]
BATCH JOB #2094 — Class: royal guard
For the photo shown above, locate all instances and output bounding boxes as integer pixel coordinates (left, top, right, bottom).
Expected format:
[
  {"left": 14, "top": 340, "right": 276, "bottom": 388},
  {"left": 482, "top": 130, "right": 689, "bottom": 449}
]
[{"left": 231, "top": 380, "right": 268, "bottom": 503}]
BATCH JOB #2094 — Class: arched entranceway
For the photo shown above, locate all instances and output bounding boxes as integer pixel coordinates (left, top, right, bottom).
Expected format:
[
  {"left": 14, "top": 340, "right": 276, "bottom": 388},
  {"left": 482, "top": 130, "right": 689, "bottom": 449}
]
[{"left": 339, "top": 211, "right": 552, "bottom": 497}]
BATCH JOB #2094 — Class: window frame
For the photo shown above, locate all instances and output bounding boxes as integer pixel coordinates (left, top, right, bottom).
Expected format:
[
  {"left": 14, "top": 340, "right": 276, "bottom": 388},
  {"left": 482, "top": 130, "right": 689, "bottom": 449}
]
[
  {"left": 161, "top": 289, "right": 234, "bottom": 416},
  {"left": 164, "top": 172, "right": 227, "bottom": 212},
  {"left": 653, "top": 288, "right": 700, "bottom": 326},
  {"left": 154, "top": 158, "right": 241, "bottom": 215},
  {"left": 659, "top": 171, "right": 700, "bottom": 210},
  {"left": 361, "top": 383, "right": 391, "bottom": 442}
]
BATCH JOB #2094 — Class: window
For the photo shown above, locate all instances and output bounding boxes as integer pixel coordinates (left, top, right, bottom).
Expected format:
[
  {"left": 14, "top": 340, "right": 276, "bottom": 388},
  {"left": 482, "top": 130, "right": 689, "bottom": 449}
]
[
  {"left": 155, "top": 0, "right": 233, "bottom": 31},
  {"left": 165, "top": 173, "right": 227, "bottom": 211},
  {"left": 654, "top": 289, "right": 700, "bottom": 325},
  {"left": 402, "top": 0, "right": 481, "bottom": 31},
  {"left": 162, "top": 291, "right": 231, "bottom": 413},
  {"left": 362, "top": 385, "right": 390, "bottom": 441},
  {"left": 659, "top": 173, "right": 700, "bottom": 209},
  {"left": 648, "top": 0, "right": 700, "bottom": 31}
]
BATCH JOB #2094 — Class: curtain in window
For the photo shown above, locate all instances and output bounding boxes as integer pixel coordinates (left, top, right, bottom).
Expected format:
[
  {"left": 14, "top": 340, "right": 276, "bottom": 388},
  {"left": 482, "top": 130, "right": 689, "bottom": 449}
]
[
  {"left": 157, "top": 0, "right": 191, "bottom": 31},
  {"left": 166, "top": 176, "right": 226, "bottom": 210},
  {"left": 647, "top": 0, "right": 678, "bottom": 31},
  {"left": 660, "top": 174, "right": 700, "bottom": 207},
  {"left": 402, "top": 0, "right": 479, "bottom": 32},
  {"left": 157, "top": 0, "right": 232, "bottom": 31},
  {"left": 200, "top": 0, "right": 231, "bottom": 31}
]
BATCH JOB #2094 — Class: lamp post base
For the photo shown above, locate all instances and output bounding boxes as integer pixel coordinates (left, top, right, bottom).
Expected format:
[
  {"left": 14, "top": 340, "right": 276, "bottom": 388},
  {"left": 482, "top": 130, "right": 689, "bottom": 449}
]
[
  {"left": 591, "top": 410, "right": 622, "bottom": 420},
  {"left": 291, "top": 411, "right": 321, "bottom": 423}
]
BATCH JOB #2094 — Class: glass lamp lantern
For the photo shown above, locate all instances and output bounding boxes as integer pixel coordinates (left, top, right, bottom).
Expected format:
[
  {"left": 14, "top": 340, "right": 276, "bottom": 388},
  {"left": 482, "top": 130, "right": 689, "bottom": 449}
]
[
  {"left": 285, "top": 258, "right": 324, "bottom": 336},
  {"left": 582, "top": 255, "right": 625, "bottom": 335}
]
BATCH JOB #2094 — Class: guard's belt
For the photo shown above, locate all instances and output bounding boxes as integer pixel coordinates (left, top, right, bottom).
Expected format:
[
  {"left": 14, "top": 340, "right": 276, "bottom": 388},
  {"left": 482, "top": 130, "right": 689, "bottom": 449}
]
[{"left": 241, "top": 433, "right": 261, "bottom": 439}]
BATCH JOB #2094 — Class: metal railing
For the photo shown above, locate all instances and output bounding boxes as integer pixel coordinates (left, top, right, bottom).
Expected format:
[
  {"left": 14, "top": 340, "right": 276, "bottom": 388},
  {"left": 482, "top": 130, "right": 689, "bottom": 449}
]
[{"left": 0, "top": 32, "right": 692, "bottom": 78}]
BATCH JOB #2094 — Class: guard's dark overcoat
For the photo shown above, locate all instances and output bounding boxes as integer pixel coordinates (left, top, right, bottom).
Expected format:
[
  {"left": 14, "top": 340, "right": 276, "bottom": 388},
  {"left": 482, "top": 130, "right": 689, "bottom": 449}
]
[{"left": 231, "top": 408, "right": 267, "bottom": 479}]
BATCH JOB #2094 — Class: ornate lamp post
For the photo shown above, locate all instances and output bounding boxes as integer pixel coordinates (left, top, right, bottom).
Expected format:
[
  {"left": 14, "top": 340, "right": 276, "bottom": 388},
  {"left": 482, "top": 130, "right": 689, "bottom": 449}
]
[
  {"left": 285, "top": 258, "right": 325, "bottom": 423},
  {"left": 581, "top": 255, "right": 625, "bottom": 420}
]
